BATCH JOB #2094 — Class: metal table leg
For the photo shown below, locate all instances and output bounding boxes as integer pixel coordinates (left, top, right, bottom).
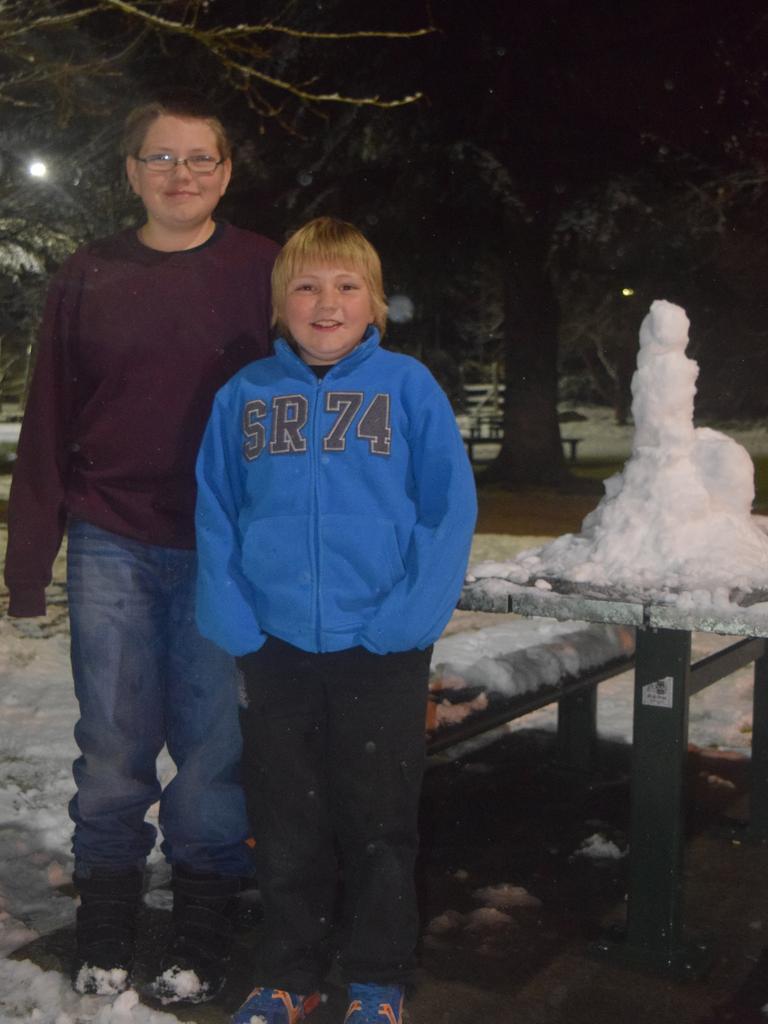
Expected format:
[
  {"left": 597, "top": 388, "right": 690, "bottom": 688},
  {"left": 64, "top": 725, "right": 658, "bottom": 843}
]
[
  {"left": 595, "top": 625, "right": 709, "bottom": 975},
  {"left": 556, "top": 686, "right": 597, "bottom": 774},
  {"left": 748, "top": 648, "right": 768, "bottom": 839}
]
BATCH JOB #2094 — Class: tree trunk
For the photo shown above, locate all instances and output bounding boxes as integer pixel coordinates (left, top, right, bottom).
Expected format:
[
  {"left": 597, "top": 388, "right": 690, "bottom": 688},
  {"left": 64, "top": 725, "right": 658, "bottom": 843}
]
[{"left": 484, "top": 223, "right": 568, "bottom": 486}]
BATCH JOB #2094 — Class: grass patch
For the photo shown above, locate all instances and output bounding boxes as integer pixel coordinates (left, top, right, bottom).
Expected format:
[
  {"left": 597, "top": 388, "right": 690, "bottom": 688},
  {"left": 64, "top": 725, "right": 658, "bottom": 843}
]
[
  {"left": 570, "top": 459, "right": 624, "bottom": 485},
  {"left": 754, "top": 456, "right": 768, "bottom": 513}
]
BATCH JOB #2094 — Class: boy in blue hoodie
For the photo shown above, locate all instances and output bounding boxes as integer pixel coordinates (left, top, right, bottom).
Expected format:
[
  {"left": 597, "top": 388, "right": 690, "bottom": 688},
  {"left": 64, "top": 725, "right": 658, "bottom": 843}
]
[{"left": 195, "top": 217, "right": 477, "bottom": 1024}]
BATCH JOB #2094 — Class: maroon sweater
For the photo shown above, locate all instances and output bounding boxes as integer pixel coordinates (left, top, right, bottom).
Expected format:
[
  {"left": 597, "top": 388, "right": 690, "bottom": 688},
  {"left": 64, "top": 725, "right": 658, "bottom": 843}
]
[{"left": 5, "top": 223, "right": 279, "bottom": 616}]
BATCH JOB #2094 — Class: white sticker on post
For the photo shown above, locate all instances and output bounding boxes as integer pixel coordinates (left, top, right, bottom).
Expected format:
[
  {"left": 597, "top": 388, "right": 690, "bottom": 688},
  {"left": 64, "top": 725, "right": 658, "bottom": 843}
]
[{"left": 642, "top": 676, "right": 674, "bottom": 708}]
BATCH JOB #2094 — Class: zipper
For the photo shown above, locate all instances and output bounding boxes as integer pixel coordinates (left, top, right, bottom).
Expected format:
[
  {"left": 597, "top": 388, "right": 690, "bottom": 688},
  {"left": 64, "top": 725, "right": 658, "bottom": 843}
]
[{"left": 310, "top": 376, "right": 324, "bottom": 651}]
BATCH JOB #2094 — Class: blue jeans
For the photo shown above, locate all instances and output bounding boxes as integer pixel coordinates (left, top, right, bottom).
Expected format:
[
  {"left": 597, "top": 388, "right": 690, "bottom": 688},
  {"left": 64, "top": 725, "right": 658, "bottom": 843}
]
[{"left": 66, "top": 519, "right": 253, "bottom": 878}]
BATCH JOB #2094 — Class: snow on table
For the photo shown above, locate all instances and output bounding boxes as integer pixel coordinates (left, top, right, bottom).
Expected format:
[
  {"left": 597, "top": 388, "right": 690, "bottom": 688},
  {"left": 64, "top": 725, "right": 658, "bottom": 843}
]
[{"left": 429, "top": 615, "right": 634, "bottom": 734}]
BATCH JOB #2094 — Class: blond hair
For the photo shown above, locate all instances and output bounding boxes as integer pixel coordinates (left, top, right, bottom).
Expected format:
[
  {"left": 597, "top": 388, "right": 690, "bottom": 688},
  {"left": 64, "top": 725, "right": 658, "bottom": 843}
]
[
  {"left": 272, "top": 217, "right": 388, "bottom": 337},
  {"left": 122, "top": 95, "right": 231, "bottom": 161}
]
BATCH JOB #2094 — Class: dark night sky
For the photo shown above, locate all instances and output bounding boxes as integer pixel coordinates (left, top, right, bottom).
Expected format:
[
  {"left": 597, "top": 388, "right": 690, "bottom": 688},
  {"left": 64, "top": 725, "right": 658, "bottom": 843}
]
[{"left": 429, "top": 0, "right": 766, "bottom": 180}]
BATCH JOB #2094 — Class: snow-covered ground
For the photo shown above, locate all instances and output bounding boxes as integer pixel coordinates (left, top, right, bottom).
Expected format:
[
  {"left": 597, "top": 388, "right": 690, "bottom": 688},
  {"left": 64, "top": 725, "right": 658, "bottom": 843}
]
[
  {"left": 553, "top": 405, "right": 768, "bottom": 462},
  {"left": 1, "top": 345, "right": 767, "bottom": 1021},
  {"left": 0, "top": 424, "right": 20, "bottom": 444},
  {"left": 0, "top": 524, "right": 761, "bottom": 1022}
]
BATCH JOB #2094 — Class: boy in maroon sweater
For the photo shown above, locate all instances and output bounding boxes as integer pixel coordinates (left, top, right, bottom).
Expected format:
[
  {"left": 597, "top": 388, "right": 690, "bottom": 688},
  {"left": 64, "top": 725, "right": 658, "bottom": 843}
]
[{"left": 4, "top": 94, "right": 278, "bottom": 1002}]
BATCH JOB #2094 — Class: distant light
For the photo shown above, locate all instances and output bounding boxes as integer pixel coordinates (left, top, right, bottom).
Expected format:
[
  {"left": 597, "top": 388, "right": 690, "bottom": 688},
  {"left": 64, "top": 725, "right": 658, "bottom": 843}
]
[
  {"left": 621, "top": 287, "right": 635, "bottom": 297},
  {"left": 28, "top": 160, "right": 48, "bottom": 179},
  {"left": 388, "top": 294, "right": 414, "bottom": 324}
]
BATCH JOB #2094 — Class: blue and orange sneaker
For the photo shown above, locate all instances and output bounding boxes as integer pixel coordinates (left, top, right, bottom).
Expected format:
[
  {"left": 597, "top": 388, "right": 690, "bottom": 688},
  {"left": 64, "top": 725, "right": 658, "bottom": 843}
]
[
  {"left": 343, "top": 983, "right": 404, "bottom": 1024},
  {"left": 231, "top": 986, "right": 321, "bottom": 1024}
]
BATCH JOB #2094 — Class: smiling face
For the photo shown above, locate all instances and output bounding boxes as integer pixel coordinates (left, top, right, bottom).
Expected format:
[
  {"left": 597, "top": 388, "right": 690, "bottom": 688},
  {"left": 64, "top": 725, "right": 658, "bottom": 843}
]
[
  {"left": 283, "top": 263, "right": 375, "bottom": 365},
  {"left": 125, "top": 114, "right": 231, "bottom": 249}
]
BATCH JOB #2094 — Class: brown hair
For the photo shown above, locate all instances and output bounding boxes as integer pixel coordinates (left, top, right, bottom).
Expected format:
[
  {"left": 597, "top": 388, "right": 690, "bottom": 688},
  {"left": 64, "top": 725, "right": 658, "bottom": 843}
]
[
  {"left": 122, "top": 93, "right": 231, "bottom": 160},
  {"left": 271, "top": 217, "right": 388, "bottom": 336}
]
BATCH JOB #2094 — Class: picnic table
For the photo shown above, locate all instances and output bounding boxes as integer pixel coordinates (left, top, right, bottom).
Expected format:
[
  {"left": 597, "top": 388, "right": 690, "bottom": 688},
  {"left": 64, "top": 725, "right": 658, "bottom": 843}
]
[
  {"left": 459, "top": 415, "right": 582, "bottom": 464},
  {"left": 458, "top": 576, "right": 768, "bottom": 977}
]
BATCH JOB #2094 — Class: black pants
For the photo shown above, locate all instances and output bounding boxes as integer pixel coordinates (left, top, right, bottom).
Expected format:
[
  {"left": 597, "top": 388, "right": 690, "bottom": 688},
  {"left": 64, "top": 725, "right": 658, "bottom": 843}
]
[{"left": 238, "top": 637, "right": 431, "bottom": 992}]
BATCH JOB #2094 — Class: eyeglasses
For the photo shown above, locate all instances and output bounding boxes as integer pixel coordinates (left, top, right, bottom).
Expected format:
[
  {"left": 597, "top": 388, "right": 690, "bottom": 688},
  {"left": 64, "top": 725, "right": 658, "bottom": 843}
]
[{"left": 135, "top": 153, "right": 225, "bottom": 176}]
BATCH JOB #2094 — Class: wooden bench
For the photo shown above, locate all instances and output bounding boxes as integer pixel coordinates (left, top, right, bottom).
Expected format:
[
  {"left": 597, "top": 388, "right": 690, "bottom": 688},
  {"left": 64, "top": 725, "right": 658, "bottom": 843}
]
[
  {"left": 561, "top": 437, "right": 582, "bottom": 462},
  {"left": 426, "top": 629, "right": 636, "bottom": 772},
  {"left": 461, "top": 415, "right": 503, "bottom": 463},
  {"left": 461, "top": 418, "right": 583, "bottom": 464}
]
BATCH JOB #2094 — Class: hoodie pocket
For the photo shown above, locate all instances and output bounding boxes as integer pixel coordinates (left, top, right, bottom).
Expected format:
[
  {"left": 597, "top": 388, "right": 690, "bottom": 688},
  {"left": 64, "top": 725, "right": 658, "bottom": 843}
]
[
  {"left": 241, "top": 516, "right": 313, "bottom": 630},
  {"left": 319, "top": 514, "right": 406, "bottom": 629}
]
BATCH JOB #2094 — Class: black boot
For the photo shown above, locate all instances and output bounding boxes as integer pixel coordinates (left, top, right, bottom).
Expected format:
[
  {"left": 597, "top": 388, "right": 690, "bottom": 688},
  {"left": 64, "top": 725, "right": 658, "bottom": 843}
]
[
  {"left": 150, "top": 866, "right": 241, "bottom": 1004},
  {"left": 72, "top": 868, "right": 143, "bottom": 995}
]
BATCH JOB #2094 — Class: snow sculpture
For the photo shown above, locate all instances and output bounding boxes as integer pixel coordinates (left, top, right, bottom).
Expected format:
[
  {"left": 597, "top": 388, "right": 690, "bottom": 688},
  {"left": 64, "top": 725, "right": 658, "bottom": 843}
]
[{"left": 481, "top": 299, "right": 768, "bottom": 603}]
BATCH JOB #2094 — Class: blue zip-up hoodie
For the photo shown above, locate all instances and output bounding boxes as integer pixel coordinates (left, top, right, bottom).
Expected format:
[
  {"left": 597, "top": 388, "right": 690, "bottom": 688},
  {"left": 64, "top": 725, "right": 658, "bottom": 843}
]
[{"left": 195, "top": 328, "right": 477, "bottom": 656}]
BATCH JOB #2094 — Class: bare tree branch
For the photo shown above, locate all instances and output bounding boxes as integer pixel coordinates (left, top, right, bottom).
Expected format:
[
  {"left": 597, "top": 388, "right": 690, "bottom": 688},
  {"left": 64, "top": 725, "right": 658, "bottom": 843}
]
[
  {"left": 100, "top": 0, "right": 434, "bottom": 42},
  {"left": 0, "top": 0, "right": 434, "bottom": 112}
]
